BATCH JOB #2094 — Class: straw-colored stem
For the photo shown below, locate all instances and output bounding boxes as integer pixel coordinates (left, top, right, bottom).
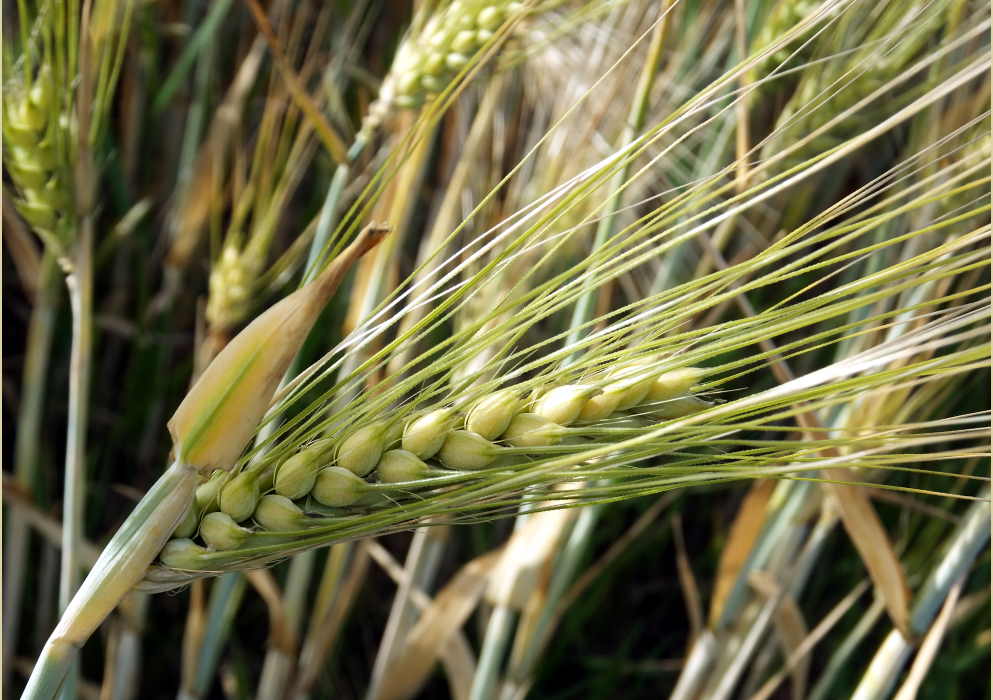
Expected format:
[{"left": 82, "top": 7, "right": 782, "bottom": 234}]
[
  {"left": 24, "top": 461, "right": 199, "bottom": 700},
  {"left": 255, "top": 550, "right": 314, "bottom": 700},
  {"left": 365, "top": 525, "right": 449, "bottom": 700},
  {"left": 59, "top": 217, "right": 95, "bottom": 700},
  {"left": 851, "top": 490, "right": 991, "bottom": 700},
  {"left": 3, "top": 254, "right": 61, "bottom": 690},
  {"left": 807, "top": 596, "right": 887, "bottom": 700}
]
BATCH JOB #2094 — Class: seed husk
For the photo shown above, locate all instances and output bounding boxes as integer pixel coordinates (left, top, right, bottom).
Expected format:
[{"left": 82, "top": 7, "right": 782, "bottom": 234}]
[
  {"left": 200, "top": 512, "right": 251, "bottom": 551},
  {"left": 437, "top": 430, "right": 499, "bottom": 470},
  {"left": 337, "top": 422, "right": 391, "bottom": 476},
  {"left": 653, "top": 395, "right": 713, "bottom": 419},
  {"left": 159, "top": 539, "right": 210, "bottom": 569},
  {"left": 402, "top": 408, "right": 457, "bottom": 458},
  {"left": 465, "top": 389, "right": 522, "bottom": 439},
  {"left": 533, "top": 384, "right": 599, "bottom": 426},
  {"left": 377, "top": 449, "right": 431, "bottom": 483},
  {"left": 218, "top": 471, "right": 261, "bottom": 523},
  {"left": 578, "top": 387, "right": 623, "bottom": 422},
  {"left": 502, "top": 412, "right": 566, "bottom": 448},
  {"left": 312, "top": 466, "right": 369, "bottom": 507},
  {"left": 253, "top": 495, "right": 305, "bottom": 531},
  {"left": 274, "top": 450, "right": 322, "bottom": 500},
  {"left": 609, "top": 364, "right": 657, "bottom": 410},
  {"left": 648, "top": 367, "right": 705, "bottom": 402}
]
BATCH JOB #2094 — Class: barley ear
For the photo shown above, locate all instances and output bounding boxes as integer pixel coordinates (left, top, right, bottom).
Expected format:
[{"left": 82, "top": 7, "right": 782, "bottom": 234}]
[{"left": 168, "top": 225, "right": 388, "bottom": 472}]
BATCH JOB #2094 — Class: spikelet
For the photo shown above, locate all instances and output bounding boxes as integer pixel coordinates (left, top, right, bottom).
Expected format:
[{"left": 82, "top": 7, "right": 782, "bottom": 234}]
[
  {"left": 200, "top": 512, "right": 251, "bottom": 551},
  {"left": 403, "top": 408, "right": 458, "bottom": 458},
  {"left": 533, "top": 385, "right": 599, "bottom": 426},
  {"left": 337, "top": 422, "right": 394, "bottom": 476},
  {"left": 218, "top": 471, "right": 261, "bottom": 523},
  {"left": 502, "top": 413, "right": 565, "bottom": 448},
  {"left": 205, "top": 244, "right": 265, "bottom": 334},
  {"left": 364, "top": 0, "right": 526, "bottom": 133},
  {"left": 2, "top": 68, "right": 73, "bottom": 256},
  {"left": 377, "top": 449, "right": 431, "bottom": 483},
  {"left": 160, "top": 539, "right": 211, "bottom": 569},
  {"left": 274, "top": 447, "right": 326, "bottom": 499},
  {"left": 159, "top": 366, "right": 709, "bottom": 570},
  {"left": 313, "top": 467, "right": 370, "bottom": 507},
  {"left": 253, "top": 495, "right": 305, "bottom": 531},
  {"left": 466, "top": 389, "right": 522, "bottom": 439}
]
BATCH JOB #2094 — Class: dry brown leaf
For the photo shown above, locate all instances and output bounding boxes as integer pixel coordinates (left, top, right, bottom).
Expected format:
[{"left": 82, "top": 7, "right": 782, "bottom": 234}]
[
  {"left": 710, "top": 480, "right": 776, "bottom": 626},
  {"left": 487, "top": 507, "right": 577, "bottom": 609},
  {"left": 374, "top": 550, "right": 503, "bottom": 700},
  {"left": 823, "top": 475, "right": 912, "bottom": 636},
  {"left": 363, "top": 538, "right": 476, "bottom": 700}
]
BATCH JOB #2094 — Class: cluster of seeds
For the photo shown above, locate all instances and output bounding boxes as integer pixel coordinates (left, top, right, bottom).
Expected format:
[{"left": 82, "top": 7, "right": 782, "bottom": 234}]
[
  {"left": 752, "top": 0, "right": 819, "bottom": 79},
  {"left": 206, "top": 244, "right": 265, "bottom": 333},
  {"left": 364, "top": 0, "right": 525, "bottom": 133},
  {"left": 160, "top": 365, "right": 707, "bottom": 568},
  {"left": 2, "top": 68, "right": 73, "bottom": 250}
]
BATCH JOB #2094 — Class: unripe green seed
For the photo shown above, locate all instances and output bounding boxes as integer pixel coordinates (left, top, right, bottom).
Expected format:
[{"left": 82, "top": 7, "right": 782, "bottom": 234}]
[
  {"left": 376, "top": 449, "right": 430, "bottom": 483},
  {"left": 402, "top": 408, "right": 457, "bottom": 458},
  {"left": 302, "top": 438, "right": 335, "bottom": 461},
  {"left": 312, "top": 467, "right": 369, "bottom": 507},
  {"left": 648, "top": 367, "right": 706, "bottom": 402},
  {"left": 219, "top": 471, "right": 261, "bottom": 522},
  {"left": 437, "top": 430, "right": 498, "bottom": 470},
  {"left": 195, "top": 477, "right": 223, "bottom": 512},
  {"left": 477, "top": 6, "right": 503, "bottom": 29},
  {"left": 160, "top": 539, "right": 210, "bottom": 569},
  {"left": 654, "top": 395, "right": 712, "bottom": 419},
  {"left": 466, "top": 389, "right": 522, "bottom": 439},
  {"left": 274, "top": 451, "right": 321, "bottom": 499},
  {"left": 502, "top": 413, "right": 565, "bottom": 447},
  {"left": 254, "top": 495, "right": 305, "bottom": 531},
  {"left": 446, "top": 53, "right": 470, "bottom": 70},
  {"left": 533, "top": 385, "right": 599, "bottom": 426},
  {"left": 452, "top": 29, "right": 478, "bottom": 53},
  {"left": 173, "top": 502, "right": 199, "bottom": 539},
  {"left": 578, "top": 387, "right": 623, "bottom": 422},
  {"left": 421, "top": 75, "right": 444, "bottom": 92},
  {"left": 608, "top": 363, "right": 657, "bottom": 410},
  {"left": 200, "top": 511, "right": 251, "bottom": 551},
  {"left": 337, "top": 423, "right": 389, "bottom": 476}
]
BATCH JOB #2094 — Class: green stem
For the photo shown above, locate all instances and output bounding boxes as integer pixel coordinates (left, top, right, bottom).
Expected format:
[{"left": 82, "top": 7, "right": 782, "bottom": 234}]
[
  {"left": 469, "top": 607, "right": 517, "bottom": 700},
  {"left": 59, "top": 218, "right": 95, "bottom": 700},
  {"left": 3, "top": 255, "right": 61, "bottom": 690},
  {"left": 23, "top": 461, "right": 199, "bottom": 700},
  {"left": 188, "top": 574, "right": 246, "bottom": 700},
  {"left": 151, "top": 0, "right": 234, "bottom": 113}
]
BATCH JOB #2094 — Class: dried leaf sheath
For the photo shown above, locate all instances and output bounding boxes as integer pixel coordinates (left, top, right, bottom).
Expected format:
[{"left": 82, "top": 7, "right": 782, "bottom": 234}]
[{"left": 169, "top": 225, "right": 389, "bottom": 472}]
